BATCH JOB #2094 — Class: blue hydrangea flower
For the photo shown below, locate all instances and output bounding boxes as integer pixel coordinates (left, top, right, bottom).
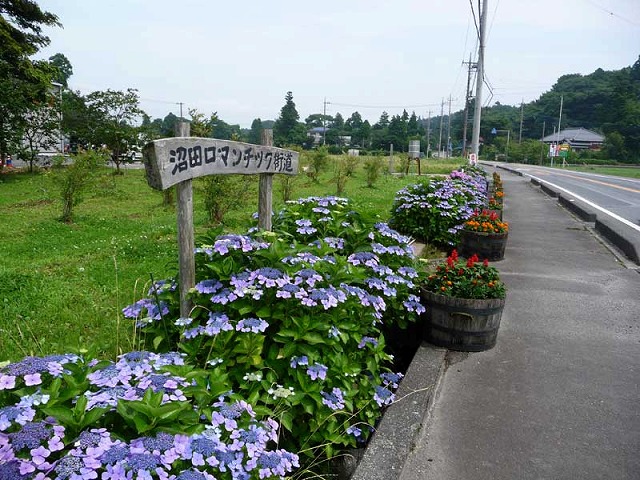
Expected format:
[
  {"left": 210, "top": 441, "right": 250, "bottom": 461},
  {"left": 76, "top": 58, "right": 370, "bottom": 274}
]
[
  {"left": 380, "top": 372, "right": 404, "bottom": 389},
  {"left": 289, "top": 356, "right": 309, "bottom": 368},
  {"left": 358, "top": 336, "right": 379, "bottom": 349},
  {"left": 374, "top": 386, "right": 395, "bottom": 407},
  {"left": 321, "top": 388, "right": 345, "bottom": 410},
  {"left": 204, "top": 312, "right": 233, "bottom": 336},
  {"left": 236, "top": 318, "right": 269, "bottom": 334}
]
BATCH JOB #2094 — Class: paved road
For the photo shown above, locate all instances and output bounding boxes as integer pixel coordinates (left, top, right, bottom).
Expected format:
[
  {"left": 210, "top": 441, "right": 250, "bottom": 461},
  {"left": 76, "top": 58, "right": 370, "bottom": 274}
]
[
  {"left": 400, "top": 168, "right": 640, "bottom": 480},
  {"left": 514, "top": 165, "right": 640, "bottom": 229}
]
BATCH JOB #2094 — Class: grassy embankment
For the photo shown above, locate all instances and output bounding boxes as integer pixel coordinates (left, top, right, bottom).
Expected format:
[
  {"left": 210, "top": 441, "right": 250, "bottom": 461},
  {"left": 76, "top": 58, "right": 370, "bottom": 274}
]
[{"left": 0, "top": 155, "right": 460, "bottom": 362}]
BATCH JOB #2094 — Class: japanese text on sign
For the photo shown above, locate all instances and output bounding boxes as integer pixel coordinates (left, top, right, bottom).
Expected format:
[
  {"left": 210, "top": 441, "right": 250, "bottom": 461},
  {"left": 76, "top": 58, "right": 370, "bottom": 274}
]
[{"left": 143, "top": 138, "right": 299, "bottom": 191}]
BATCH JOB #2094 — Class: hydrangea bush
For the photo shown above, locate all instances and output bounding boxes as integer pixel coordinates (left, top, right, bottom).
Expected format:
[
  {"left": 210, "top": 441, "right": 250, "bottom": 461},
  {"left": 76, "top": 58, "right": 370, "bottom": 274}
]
[
  {"left": 122, "top": 197, "right": 424, "bottom": 464},
  {"left": 388, "top": 169, "right": 488, "bottom": 247},
  {"left": 0, "top": 351, "right": 299, "bottom": 479}
]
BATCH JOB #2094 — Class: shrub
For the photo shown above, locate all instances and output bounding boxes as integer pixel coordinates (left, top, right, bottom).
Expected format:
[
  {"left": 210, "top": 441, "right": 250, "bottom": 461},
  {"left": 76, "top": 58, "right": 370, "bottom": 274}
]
[
  {"left": 363, "top": 157, "right": 383, "bottom": 187},
  {"left": 52, "top": 150, "right": 109, "bottom": 223},
  {"left": 277, "top": 175, "right": 297, "bottom": 203},
  {"left": 0, "top": 351, "right": 299, "bottom": 479},
  {"left": 306, "top": 147, "right": 329, "bottom": 183},
  {"left": 200, "top": 175, "right": 257, "bottom": 225},
  {"left": 388, "top": 170, "right": 487, "bottom": 247},
  {"left": 123, "top": 196, "right": 424, "bottom": 463},
  {"left": 333, "top": 157, "right": 350, "bottom": 195}
]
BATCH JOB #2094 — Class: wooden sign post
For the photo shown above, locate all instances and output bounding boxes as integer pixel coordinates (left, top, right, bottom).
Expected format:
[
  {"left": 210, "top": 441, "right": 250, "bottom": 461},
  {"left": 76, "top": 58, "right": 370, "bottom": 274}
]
[
  {"left": 143, "top": 132, "right": 299, "bottom": 317},
  {"left": 258, "top": 129, "right": 274, "bottom": 231},
  {"left": 174, "top": 121, "right": 194, "bottom": 318}
]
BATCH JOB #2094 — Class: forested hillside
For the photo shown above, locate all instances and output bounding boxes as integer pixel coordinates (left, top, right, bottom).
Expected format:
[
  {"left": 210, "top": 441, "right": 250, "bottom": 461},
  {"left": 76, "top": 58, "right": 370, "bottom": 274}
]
[{"left": 473, "top": 56, "right": 640, "bottom": 163}]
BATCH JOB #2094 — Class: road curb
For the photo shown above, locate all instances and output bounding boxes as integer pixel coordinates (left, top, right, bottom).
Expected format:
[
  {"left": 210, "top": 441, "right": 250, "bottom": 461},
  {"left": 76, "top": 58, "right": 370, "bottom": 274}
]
[
  {"left": 557, "top": 194, "right": 598, "bottom": 222},
  {"left": 351, "top": 344, "right": 447, "bottom": 480},
  {"left": 498, "top": 165, "right": 640, "bottom": 266},
  {"left": 594, "top": 217, "right": 640, "bottom": 265}
]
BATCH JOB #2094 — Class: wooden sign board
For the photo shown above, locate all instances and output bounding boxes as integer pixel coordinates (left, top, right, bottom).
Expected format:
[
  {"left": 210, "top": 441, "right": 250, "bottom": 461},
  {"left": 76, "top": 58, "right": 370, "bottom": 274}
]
[{"left": 143, "top": 137, "right": 299, "bottom": 191}]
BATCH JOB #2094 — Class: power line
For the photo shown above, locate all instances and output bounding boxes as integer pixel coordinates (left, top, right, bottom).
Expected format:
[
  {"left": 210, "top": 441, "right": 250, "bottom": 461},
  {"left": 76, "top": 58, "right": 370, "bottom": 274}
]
[
  {"left": 582, "top": 0, "right": 640, "bottom": 26},
  {"left": 328, "top": 101, "right": 442, "bottom": 109},
  {"left": 468, "top": 0, "right": 481, "bottom": 40}
]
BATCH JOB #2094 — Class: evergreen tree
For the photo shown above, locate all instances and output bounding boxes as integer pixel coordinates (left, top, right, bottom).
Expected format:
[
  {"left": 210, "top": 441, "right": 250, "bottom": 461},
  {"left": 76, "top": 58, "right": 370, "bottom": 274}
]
[
  {"left": 274, "top": 91, "right": 300, "bottom": 146},
  {"left": 408, "top": 111, "right": 419, "bottom": 136}
]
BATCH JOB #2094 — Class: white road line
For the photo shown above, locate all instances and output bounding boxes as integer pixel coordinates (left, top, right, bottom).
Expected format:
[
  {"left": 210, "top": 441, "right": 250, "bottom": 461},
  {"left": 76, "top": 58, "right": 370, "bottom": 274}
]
[{"left": 524, "top": 172, "right": 640, "bottom": 234}]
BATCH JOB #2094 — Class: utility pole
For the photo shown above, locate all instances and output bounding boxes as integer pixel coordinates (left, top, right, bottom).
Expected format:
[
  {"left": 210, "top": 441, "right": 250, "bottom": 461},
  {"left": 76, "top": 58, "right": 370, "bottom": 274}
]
[
  {"left": 438, "top": 98, "right": 444, "bottom": 157},
  {"left": 426, "top": 110, "right": 432, "bottom": 158},
  {"left": 539, "top": 120, "right": 546, "bottom": 165},
  {"left": 470, "top": 0, "right": 488, "bottom": 158},
  {"left": 322, "top": 97, "right": 329, "bottom": 146},
  {"left": 518, "top": 100, "right": 524, "bottom": 143},
  {"left": 461, "top": 54, "right": 475, "bottom": 157},
  {"left": 176, "top": 102, "right": 184, "bottom": 119},
  {"left": 557, "top": 95, "right": 563, "bottom": 144},
  {"left": 446, "top": 95, "right": 453, "bottom": 158},
  {"left": 553, "top": 95, "right": 563, "bottom": 167}
]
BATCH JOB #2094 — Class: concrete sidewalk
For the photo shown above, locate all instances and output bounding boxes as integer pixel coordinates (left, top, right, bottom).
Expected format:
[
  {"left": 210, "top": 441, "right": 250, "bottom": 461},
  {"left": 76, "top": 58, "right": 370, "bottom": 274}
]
[{"left": 353, "top": 168, "right": 640, "bottom": 480}]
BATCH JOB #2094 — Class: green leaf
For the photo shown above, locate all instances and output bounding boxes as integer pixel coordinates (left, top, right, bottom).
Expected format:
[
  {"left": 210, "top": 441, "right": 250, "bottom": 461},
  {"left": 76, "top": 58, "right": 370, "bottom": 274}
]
[
  {"left": 79, "top": 406, "right": 110, "bottom": 428},
  {"left": 153, "top": 335, "right": 164, "bottom": 350},
  {"left": 302, "top": 332, "right": 326, "bottom": 345},
  {"left": 42, "top": 406, "right": 74, "bottom": 425},
  {"left": 280, "top": 411, "right": 294, "bottom": 432}
]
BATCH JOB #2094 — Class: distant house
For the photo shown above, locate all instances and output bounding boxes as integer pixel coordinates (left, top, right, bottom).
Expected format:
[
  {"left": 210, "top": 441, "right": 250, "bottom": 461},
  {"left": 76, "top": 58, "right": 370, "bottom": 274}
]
[
  {"left": 308, "top": 126, "right": 328, "bottom": 145},
  {"left": 542, "top": 127, "right": 604, "bottom": 150}
]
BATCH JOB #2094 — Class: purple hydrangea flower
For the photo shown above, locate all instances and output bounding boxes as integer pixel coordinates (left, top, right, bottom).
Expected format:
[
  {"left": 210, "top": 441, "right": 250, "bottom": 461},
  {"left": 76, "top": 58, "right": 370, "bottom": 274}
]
[{"left": 306, "top": 363, "right": 328, "bottom": 381}]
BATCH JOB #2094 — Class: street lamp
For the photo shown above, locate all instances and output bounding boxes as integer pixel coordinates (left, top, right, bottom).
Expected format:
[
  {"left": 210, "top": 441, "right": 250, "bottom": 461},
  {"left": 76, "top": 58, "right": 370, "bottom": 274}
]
[{"left": 491, "top": 128, "right": 510, "bottom": 162}]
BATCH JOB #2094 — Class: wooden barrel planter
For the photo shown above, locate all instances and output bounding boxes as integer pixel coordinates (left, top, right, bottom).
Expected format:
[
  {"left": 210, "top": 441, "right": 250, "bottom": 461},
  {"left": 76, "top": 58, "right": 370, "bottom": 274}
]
[
  {"left": 420, "top": 289, "right": 505, "bottom": 352},
  {"left": 459, "top": 229, "right": 508, "bottom": 261}
]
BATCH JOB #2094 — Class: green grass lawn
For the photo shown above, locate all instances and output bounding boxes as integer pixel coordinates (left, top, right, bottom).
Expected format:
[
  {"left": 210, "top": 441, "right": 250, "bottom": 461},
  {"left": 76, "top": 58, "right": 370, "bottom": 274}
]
[
  {"left": 0, "top": 155, "right": 461, "bottom": 362},
  {"left": 559, "top": 165, "right": 640, "bottom": 179}
]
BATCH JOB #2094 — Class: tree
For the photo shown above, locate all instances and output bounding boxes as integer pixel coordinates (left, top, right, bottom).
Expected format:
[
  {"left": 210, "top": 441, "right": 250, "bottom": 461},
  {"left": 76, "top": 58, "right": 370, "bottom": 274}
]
[
  {"left": 210, "top": 115, "right": 241, "bottom": 140},
  {"left": 345, "top": 111, "right": 363, "bottom": 145},
  {"left": 0, "top": 0, "right": 59, "bottom": 52},
  {"left": 375, "top": 111, "right": 390, "bottom": 129},
  {"left": 361, "top": 120, "right": 372, "bottom": 148},
  {"left": 388, "top": 114, "right": 407, "bottom": 151},
  {"left": 83, "top": 88, "right": 144, "bottom": 174},
  {"left": 304, "top": 113, "right": 332, "bottom": 128},
  {"left": 18, "top": 90, "right": 59, "bottom": 171},
  {"left": 408, "top": 111, "right": 419, "bottom": 136},
  {"left": 0, "top": 0, "right": 60, "bottom": 166},
  {"left": 273, "top": 91, "right": 301, "bottom": 146},
  {"left": 48, "top": 52, "right": 73, "bottom": 87},
  {"left": 189, "top": 108, "right": 212, "bottom": 137},
  {"left": 248, "top": 118, "right": 262, "bottom": 144},
  {"left": 61, "top": 89, "right": 92, "bottom": 150},
  {"left": 331, "top": 112, "right": 345, "bottom": 132}
]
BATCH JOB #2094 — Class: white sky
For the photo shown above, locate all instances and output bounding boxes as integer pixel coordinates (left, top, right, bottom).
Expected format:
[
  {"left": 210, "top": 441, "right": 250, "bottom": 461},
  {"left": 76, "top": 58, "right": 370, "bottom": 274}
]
[{"left": 36, "top": 0, "right": 640, "bottom": 128}]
